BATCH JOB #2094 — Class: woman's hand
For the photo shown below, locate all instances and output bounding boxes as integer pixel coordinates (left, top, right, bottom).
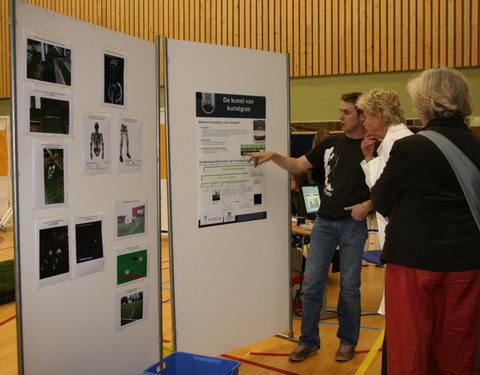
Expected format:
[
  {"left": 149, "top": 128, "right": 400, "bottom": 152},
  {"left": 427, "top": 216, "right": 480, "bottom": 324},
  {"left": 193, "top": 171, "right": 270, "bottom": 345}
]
[{"left": 361, "top": 133, "right": 376, "bottom": 162}]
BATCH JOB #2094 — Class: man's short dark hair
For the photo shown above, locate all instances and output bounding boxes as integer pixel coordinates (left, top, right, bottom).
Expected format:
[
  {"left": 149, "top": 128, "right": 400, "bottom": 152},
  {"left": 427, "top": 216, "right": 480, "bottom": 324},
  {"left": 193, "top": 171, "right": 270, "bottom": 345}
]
[{"left": 341, "top": 92, "right": 363, "bottom": 114}]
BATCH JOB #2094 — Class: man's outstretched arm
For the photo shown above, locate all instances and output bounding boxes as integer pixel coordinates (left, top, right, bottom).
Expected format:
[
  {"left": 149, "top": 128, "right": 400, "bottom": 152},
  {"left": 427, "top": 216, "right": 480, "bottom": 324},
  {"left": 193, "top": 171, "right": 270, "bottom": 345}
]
[{"left": 247, "top": 152, "right": 313, "bottom": 173}]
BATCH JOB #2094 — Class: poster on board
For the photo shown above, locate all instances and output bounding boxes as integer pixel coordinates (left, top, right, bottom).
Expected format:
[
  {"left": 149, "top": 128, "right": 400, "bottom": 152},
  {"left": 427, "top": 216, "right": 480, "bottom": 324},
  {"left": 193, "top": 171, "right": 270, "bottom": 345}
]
[
  {"left": 33, "top": 141, "right": 68, "bottom": 208},
  {"left": 74, "top": 213, "right": 104, "bottom": 277},
  {"left": 82, "top": 112, "right": 111, "bottom": 174},
  {"left": 115, "top": 241, "right": 148, "bottom": 285},
  {"left": 116, "top": 116, "right": 142, "bottom": 172},
  {"left": 195, "top": 92, "right": 267, "bottom": 227},
  {"left": 103, "top": 49, "right": 126, "bottom": 107},
  {"left": 113, "top": 198, "right": 147, "bottom": 239},
  {"left": 36, "top": 216, "right": 70, "bottom": 287},
  {"left": 115, "top": 284, "right": 148, "bottom": 329},
  {"left": 26, "top": 32, "right": 72, "bottom": 87},
  {"left": 26, "top": 84, "right": 72, "bottom": 136}
]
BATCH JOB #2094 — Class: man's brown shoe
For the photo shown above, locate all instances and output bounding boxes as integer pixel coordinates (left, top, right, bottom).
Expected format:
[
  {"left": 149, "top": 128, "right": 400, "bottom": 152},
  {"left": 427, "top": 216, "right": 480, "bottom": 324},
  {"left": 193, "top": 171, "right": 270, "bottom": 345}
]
[
  {"left": 288, "top": 345, "right": 318, "bottom": 362},
  {"left": 335, "top": 345, "right": 355, "bottom": 362}
]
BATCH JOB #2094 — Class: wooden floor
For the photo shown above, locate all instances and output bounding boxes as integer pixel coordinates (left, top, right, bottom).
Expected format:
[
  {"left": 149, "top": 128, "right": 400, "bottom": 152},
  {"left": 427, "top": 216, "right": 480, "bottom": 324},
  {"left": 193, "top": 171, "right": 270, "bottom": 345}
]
[{"left": 1, "top": 229, "right": 385, "bottom": 375}]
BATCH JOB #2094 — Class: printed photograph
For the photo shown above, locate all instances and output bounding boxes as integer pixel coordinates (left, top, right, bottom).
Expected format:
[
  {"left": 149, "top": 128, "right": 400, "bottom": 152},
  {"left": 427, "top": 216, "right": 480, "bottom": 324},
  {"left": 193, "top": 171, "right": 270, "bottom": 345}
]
[
  {"left": 114, "top": 199, "right": 146, "bottom": 238},
  {"left": 39, "top": 225, "right": 69, "bottom": 279},
  {"left": 27, "top": 38, "right": 71, "bottom": 86},
  {"left": 117, "top": 249, "right": 147, "bottom": 285},
  {"left": 120, "top": 290, "right": 144, "bottom": 327},
  {"left": 104, "top": 53, "right": 124, "bottom": 105},
  {"left": 43, "top": 148, "right": 65, "bottom": 205},
  {"left": 75, "top": 220, "right": 103, "bottom": 264},
  {"left": 30, "top": 95, "right": 70, "bottom": 135}
]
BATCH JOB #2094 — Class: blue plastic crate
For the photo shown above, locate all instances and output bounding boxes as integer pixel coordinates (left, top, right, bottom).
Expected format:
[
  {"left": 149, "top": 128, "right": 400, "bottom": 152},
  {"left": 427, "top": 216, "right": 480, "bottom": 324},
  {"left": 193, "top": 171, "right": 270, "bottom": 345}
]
[{"left": 142, "top": 352, "right": 241, "bottom": 375}]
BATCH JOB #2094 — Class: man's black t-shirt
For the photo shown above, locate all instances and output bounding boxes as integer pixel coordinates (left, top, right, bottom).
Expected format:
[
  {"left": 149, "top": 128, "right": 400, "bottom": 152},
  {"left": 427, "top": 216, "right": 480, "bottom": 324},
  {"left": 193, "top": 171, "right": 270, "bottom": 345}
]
[{"left": 305, "top": 134, "right": 370, "bottom": 221}]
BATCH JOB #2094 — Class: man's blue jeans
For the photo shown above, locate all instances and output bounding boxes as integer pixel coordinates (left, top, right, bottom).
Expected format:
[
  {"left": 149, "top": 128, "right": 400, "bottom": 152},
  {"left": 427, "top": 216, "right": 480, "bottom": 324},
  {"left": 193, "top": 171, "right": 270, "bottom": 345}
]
[{"left": 299, "top": 215, "right": 368, "bottom": 349}]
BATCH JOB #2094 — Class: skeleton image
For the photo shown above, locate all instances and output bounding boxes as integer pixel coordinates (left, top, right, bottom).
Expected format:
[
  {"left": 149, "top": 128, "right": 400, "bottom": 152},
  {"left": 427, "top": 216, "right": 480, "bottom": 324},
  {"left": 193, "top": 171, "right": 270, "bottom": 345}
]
[
  {"left": 90, "top": 122, "right": 104, "bottom": 159},
  {"left": 119, "top": 123, "right": 131, "bottom": 162}
]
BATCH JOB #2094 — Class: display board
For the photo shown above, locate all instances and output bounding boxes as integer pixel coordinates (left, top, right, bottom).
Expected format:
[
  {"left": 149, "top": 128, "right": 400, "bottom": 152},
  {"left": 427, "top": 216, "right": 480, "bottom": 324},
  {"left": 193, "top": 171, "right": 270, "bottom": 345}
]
[
  {"left": 165, "top": 38, "right": 290, "bottom": 355},
  {"left": 13, "top": 2, "right": 160, "bottom": 374}
]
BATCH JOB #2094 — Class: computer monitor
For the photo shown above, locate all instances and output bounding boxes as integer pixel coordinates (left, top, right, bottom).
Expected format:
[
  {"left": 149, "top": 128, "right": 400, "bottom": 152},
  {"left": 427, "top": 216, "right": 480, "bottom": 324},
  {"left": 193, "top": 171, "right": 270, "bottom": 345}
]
[{"left": 301, "top": 185, "right": 321, "bottom": 219}]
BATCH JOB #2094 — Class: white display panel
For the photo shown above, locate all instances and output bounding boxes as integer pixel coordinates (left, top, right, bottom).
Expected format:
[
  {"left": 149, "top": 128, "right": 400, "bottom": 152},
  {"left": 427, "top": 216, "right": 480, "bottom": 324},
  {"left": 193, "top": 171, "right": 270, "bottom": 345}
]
[
  {"left": 165, "top": 38, "right": 290, "bottom": 355},
  {"left": 14, "top": 2, "right": 160, "bottom": 374}
]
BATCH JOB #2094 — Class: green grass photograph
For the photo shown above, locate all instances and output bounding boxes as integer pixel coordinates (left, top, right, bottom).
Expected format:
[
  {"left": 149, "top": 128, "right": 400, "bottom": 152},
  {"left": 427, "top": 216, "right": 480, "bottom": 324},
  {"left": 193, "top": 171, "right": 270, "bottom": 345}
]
[{"left": 120, "top": 292, "right": 144, "bottom": 327}]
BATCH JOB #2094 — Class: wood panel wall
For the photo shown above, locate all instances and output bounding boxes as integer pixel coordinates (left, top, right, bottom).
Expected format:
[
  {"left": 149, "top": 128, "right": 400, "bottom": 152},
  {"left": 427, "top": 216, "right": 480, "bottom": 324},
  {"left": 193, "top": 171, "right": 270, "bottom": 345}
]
[{"left": 1, "top": 0, "right": 479, "bottom": 98}]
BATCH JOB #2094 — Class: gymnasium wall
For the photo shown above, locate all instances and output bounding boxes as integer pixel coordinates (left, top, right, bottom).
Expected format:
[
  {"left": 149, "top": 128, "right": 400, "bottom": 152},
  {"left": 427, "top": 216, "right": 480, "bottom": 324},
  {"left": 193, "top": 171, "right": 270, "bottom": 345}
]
[{"left": 1, "top": 0, "right": 479, "bottom": 98}]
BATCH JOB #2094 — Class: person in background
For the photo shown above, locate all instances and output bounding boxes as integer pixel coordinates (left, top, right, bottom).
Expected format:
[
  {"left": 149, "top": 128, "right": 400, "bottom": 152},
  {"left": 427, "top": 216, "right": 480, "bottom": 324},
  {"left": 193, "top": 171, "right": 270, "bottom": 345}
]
[
  {"left": 290, "top": 171, "right": 311, "bottom": 218},
  {"left": 356, "top": 88, "right": 413, "bottom": 375},
  {"left": 371, "top": 67, "right": 480, "bottom": 375},
  {"left": 248, "top": 92, "right": 371, "bottom": 363}
]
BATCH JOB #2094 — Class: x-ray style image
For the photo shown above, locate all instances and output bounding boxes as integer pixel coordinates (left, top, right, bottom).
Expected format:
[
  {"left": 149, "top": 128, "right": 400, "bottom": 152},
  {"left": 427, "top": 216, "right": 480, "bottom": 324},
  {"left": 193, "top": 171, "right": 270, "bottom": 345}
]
[
  {"left": 27, "top": 85, "right": 72, "bottom": 136},
  {"left": 103, "top": 52, "right": 125, "bottom": 106},
  {"left": 75, "top": 214, "right": 105, "bottom": 277},
  {"left": 26, "top": 35, "right": 72, "bottom": 86},
  {"left": 117, "top": 116, "right": 142, "bottom": 173},
  {"left": 82, "top": 112, "right": 111, "bottom": 174},
  {"left": 114, "top": 198, "right": 147, "bottom": 239},
  {"left": 36, "top": 218, "right": 70, "bottom": 286},
  {"left": 201, "top": 92, "right": 215, "bottom": 114},
  {"left": 116, "top": 244, "right": 148, "bottom": 285},
  {"left": 115, "top": 284, "right": 147, "bottom": 329}
]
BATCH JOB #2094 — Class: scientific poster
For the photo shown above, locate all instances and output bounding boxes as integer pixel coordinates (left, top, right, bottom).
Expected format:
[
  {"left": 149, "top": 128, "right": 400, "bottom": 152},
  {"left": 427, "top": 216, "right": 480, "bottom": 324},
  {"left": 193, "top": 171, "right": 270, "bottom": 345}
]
[
  {"left": 26, "top": 32, "right": 72, "bottom": 87},
  {"left": 74, "top": 213, "right": 104, "bottom": 277},
  {"left": 115, "top": 241, "right": 148, "bottom": 285},
  {"left": 195, "top": 92, "right": 267, "bottom": 227},
  {"left": 113, "top": 198, "right": 147, "bottom": 239},
  {"left": 82, "top": 112, "right": 112, "bottom": 174},
  {"left": 26, "top": 84, "right": 72, "bottom": 136},
  {"left": 36, "top": 217, "right": 70, "bottom": 287},
  {"left": 115, "top": 284, "right": 148, "bottom": 329},
  {"left": 117, "top": 116, "right": 142, "bottom": 172},
  {"left": 33, "top": 141, "right": 68, "bottom": 208},
  {"left": 103, "top": 48, "right": 126, "bottom": 106}
]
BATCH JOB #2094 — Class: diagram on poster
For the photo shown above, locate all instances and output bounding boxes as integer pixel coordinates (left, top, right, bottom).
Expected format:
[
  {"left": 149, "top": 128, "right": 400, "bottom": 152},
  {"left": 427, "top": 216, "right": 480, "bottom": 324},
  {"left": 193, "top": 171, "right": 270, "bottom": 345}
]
[
  {"left": 26, "top": 32, "right": 72, "bottom": 86},
  {"left": 26, "top": 84, "right": 72, "bottom": 136},
  {"left": 115, "top": 284, "right": 148, "bottom": 329},
  {"left": 74, "top": 213, "right": 104, "bottom": 277},
  {"left": 195, "top": 92, "right": 267, "bottom": 227},
  {"left": 33, "top": 141, "right": 68, "bottom": 208},
  {"left": 117, "top": 116, "right": 142, "bottom": 172},
  {"left": 113, "top": 198, "right": 147, "bottom": 239},
  {"left": 82, "top": 112, "right": 111, "bottom": 174},
  {"left": 115, "top": 241, "right": 148, "bottom": 285},
  {"left": 103, "top": 49, "right": 126, "bottom": 106},
  {"left": 36, "top": 217, "right": 70, "bottom": 287}
]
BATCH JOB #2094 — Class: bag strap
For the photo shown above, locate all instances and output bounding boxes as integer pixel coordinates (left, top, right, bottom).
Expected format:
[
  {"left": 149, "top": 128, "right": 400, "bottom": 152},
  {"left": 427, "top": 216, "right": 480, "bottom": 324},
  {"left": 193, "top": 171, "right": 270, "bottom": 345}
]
[{"left": 418, "top": 130, "right": 480, "bottom": 231}]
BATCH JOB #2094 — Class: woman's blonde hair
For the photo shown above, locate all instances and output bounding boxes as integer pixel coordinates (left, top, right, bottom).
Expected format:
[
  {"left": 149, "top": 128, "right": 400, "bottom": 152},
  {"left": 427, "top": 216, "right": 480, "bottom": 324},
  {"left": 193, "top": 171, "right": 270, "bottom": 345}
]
[
  {"left": 357, "top": 88, "right": 405, "bottom": 128},
  {"left": 407, "top": 67, "right": 472, "bottom": 121}
]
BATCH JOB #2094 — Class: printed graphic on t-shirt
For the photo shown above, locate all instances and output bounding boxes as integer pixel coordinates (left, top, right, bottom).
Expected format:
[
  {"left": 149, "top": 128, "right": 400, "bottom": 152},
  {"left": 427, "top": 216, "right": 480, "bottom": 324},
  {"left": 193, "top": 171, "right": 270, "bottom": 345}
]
[{"left": 323, "top": 146, "right": 335, "bottom": 196}]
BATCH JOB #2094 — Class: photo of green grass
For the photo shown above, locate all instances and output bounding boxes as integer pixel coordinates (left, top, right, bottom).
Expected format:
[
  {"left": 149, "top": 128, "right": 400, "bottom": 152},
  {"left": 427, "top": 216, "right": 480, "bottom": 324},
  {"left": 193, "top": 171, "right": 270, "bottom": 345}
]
[
  {"left": 43, "top": 148, "right": 64, "bottom": 205},
  {"left": 120, "top": 291, "right": 144, "bottom": 327}
]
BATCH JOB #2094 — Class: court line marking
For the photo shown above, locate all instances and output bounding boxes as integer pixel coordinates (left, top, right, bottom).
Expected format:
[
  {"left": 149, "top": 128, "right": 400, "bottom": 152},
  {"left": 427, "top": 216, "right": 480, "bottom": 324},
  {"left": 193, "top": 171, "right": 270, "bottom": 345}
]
[
  {"left": 0, "top": 315, "right": 16, "bottom": 327},
  {"left": 355, "top": 328, "right": 385, "bottom": 375}
]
